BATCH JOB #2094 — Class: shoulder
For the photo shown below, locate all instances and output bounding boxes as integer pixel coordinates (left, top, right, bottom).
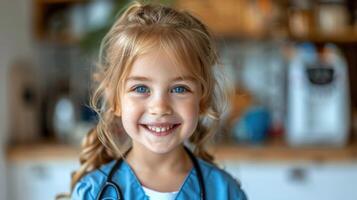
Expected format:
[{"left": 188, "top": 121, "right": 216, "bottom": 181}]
[
  {"left": 71, "top": 160, "right": 116, "bottom": 200},
  {"left": 197, "top": 158, "right": 240, "bottom": 186},
  {"left": 197, "top": 158, "right": 248, "bottom": 200}
]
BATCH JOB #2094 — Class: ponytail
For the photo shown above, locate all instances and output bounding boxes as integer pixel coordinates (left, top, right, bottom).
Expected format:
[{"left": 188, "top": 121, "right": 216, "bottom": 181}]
[{"left": 189, "top": 121, "right": 217, "bottom": 164}]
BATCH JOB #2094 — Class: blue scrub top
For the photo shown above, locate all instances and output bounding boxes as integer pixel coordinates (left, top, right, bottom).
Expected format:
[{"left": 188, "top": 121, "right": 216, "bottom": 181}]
[{"left": 71, "top": 158, "right": 247, "bottom": 200}]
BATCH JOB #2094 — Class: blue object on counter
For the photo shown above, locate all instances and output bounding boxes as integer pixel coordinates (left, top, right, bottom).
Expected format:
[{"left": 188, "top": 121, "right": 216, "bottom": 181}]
[
  {"left": 233, "top": 106, "right": 271, "bottom": 143},
  {"left": 80, "top": 104, "right": 98, "bottom": 122}
]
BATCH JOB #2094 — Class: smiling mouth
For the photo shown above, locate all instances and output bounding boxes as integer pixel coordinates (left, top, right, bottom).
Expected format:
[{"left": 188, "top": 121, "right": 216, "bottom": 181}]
[{"left": 140, "top": 124, "right": 181, "bottom": 136}]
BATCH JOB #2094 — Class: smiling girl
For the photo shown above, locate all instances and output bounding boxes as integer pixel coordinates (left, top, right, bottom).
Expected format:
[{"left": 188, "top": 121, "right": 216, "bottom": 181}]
[{"left": 71, "top": 1, "right": 247, "bottom": 200}]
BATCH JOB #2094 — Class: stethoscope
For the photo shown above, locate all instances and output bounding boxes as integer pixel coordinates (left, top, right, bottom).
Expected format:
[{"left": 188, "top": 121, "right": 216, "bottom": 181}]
[{"left": 96, "top": 146, "right": 206, "bottom": 200}]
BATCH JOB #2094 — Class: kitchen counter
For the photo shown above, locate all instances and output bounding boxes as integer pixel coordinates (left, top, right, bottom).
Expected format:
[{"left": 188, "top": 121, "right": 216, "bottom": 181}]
[
  {"left": 6, "top": 138, "right": 357, "bottom": 163},
  {"left": 210, "top": 139, "right": 357, "bottom": 162},
  {"left": 6, "top": 141, "right": 80, "bottom": 162}
]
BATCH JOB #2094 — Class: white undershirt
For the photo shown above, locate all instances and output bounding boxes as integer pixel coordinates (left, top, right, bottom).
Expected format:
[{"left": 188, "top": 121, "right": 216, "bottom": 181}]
[{"left": 142, "top": 186, "right": 179, "bottom": 200}]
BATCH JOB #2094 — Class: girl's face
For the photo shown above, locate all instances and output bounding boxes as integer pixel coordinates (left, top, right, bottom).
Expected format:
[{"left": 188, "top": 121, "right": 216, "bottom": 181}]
[{"left": 119, "top": 50, "right": 201, "bottom": 154}]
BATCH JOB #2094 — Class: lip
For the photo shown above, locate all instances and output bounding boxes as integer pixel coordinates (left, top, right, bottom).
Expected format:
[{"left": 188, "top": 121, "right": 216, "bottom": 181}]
[
  {"left": 143, "top": 122, "right": 180, "bottom": 127},
  {"left": 140, "top": 123, "right": 181, "bottom": 137}
]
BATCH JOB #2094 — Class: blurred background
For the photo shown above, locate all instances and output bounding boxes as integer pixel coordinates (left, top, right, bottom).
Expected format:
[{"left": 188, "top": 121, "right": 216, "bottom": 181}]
[{"left": 0, "top": 0, "right": 357, "bottom": 199}]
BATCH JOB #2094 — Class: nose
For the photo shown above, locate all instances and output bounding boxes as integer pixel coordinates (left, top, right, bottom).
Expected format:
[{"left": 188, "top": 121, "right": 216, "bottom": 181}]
[{"left": 148, "top": 93, "right": 173, "bottom": 116}]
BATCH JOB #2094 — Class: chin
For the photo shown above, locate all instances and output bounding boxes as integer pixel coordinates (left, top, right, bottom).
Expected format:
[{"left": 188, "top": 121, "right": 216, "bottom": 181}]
[{"left": 144, "top": 143, "right": 180, "bottom": 155}]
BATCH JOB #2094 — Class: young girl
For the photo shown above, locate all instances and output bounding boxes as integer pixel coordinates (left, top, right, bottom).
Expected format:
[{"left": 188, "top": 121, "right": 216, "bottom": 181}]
[{"left": 71, "top": 1, "right": 247, "bottom": 200}]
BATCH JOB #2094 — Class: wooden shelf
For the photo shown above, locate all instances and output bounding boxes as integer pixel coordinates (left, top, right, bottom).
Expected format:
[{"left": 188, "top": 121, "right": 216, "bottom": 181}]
[
  {"left": 290, "top": 32, "right": 357, "bottom": 43},
  {"left": 33, "top": 0, "right": 87, "bottom": 41},
  {"left": 35, "top": 0, "right": 86, "bottom": 4},
  {"left": 32, "top": 0, "right": 357, "bottom": 44}
]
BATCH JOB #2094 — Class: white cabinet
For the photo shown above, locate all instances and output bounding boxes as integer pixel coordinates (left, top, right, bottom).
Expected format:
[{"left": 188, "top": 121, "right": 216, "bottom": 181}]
[
  {"left": 221, "top": 161, "right": 357, "bottom": 200},
  {"left": 7, "top": 155, "right": 357, "bottom": 200},
  {"left": 7, "top": 160, "right": 79, "bottom": 200}
]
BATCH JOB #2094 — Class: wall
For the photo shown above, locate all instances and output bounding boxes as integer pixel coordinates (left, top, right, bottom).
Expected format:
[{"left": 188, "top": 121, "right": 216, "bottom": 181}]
[{"left": 0, "top": 0, "right": 34, "bottom": 199}]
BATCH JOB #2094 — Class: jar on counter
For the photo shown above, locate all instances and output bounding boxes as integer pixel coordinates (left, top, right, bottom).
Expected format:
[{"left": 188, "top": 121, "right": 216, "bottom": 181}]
[
  {"left": 288, "top": 0, "right": 314, "bottom": 38},
  {"left": 315, "top": 0, "right": 349, "bottom": 36}
]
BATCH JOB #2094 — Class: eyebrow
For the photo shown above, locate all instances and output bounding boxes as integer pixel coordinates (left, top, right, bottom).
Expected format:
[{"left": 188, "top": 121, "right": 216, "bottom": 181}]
[{"left": 125, "top": 75, "right": 197, "bottom": 82}]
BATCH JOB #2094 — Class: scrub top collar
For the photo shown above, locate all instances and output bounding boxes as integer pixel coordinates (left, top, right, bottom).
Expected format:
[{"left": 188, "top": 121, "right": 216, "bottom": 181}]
[{"left": 107, "top": 158, "right": 201, "bottom": 200}]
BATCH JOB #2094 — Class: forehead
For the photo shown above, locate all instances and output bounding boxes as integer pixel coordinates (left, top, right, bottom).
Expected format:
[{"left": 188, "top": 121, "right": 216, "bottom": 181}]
[{"left": 127, "top": 49, "right": 194, "bottom": 81}]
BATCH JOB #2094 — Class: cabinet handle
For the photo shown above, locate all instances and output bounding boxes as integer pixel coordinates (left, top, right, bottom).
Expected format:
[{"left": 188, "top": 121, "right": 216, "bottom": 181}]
[
  {"left": 288, "top": 167, "right": 308, "bottom": 183},
  {"left": 31, "top": 165, "right": 49, "bottom": 180}
]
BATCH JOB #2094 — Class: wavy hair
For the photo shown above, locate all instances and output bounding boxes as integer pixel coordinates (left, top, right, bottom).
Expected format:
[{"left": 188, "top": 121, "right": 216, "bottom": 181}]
[{"left": 70, "top": 1, "right": 232, "bottom": 192}]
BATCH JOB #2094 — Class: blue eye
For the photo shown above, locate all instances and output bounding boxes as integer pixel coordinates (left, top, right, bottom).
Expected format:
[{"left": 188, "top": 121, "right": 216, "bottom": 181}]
[
  {"left": 134, "top": 86, "right": 150, "bottom": 93},
  {"left": 171, "top": 86, "right": 187, "bottom": 93}
]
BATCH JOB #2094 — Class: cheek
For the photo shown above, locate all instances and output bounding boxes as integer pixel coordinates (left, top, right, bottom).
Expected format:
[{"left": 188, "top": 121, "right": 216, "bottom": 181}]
[
  {"left": 121, "top": 97, "right": 137, "bottom": 115},
  {"left": 120, "top": 97, "right": 143, "bottom": 128},
  {"left": 178, "top": 98, "right": 200, "bottom": 126}
]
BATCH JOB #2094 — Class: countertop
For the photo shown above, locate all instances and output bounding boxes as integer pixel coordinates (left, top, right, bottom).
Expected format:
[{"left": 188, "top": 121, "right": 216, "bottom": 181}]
[{"left": 6, "top": 138, "right": 357, "bottom": 163}]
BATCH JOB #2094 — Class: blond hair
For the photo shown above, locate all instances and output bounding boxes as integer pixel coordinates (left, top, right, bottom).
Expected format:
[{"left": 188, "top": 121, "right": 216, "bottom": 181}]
[{"left": 70, "top": 1, "right": 232, "bottom": 192}]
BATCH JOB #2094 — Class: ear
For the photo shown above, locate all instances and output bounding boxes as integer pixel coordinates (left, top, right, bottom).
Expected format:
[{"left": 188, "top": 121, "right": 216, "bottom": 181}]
[
  {"left": 113, "top": 105, "right": 121, "bottom": 117},
  {"left": 104, "top": 85, "right": 123, "bottom": 117},
  {"left": 114, "top": 109, "right": 121, "bottom": 117},
  {"left": 199, "top": 100, "right": 207, "bottom": 115}
]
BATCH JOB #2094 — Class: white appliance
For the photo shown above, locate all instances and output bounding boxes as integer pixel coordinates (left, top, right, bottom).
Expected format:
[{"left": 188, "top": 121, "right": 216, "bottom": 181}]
[{"left": 286, "top": 43, "right": 350, "bottom": 146}]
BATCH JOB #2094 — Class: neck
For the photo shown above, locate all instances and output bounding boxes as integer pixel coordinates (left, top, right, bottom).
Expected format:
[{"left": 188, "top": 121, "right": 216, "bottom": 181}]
[{"left": 126, "top": 144, "right": 191, "bottom": 173}]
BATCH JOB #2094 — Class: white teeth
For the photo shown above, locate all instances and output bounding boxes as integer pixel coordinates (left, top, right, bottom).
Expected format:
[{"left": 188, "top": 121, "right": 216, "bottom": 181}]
[{"left": 147, "top": 125, "right": 174, "bottom": 133}]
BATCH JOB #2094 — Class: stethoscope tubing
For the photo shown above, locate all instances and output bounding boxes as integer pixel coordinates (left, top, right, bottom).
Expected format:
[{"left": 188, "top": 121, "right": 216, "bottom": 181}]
[
  {"left": 186, "top": 146, "right": 206, "bottom": 200},
  {"left": 96, "top": 157, "right": 124, "bottom": 200}
]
